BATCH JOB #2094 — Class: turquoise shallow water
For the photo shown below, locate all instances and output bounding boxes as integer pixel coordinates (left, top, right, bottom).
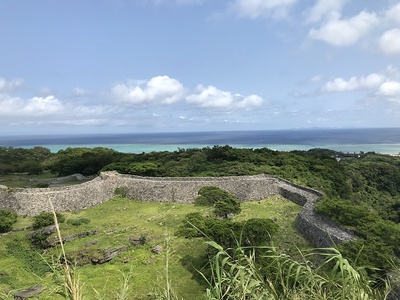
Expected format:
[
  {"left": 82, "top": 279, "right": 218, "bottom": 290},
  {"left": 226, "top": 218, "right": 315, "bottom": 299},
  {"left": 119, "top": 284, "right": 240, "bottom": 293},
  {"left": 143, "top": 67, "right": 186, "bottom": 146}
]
[
  {"left": 38, "top": 143, "right": 400, "bottom": 155},
  {"left": 2, "top": 129, "right": 400, "bottom": 154}
]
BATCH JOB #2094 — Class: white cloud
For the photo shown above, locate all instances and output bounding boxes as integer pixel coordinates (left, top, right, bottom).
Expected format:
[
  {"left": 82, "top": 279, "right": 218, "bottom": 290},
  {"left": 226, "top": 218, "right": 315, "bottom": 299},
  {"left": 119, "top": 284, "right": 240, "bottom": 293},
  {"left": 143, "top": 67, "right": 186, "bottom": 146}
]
[
  {"left": 0, "top": 95, "right": 64, "bottom": 117},
  {"left": 186, "top": 85, "right": 233, "bottom": 108},
  {"left": 112, "top": 76, "right": 185, "bottom": 105},
  {"left": 323, "top": 73, "right": 385, "bottom": 92},
  {"left": 231, "top": 0, "right": 297, "bottom": 19},
  {"left": 321, "top": 67, "right": 400, "bottom": 111},
  {"left": 73, "top": 87, "right": 89, "bottom": 96},
  {"left": 305, "top": 0, "right": 346, "bottom": 24},
  {"left": 23, "top": 96, "right": 64, "bottom": 116},
  {"left": 308, "top": 11, "right": 378, "bottom": 46},
  {"left": 0, "top": 77, "right": 24, "bottom": 91},
  {"left": 379, "top": 28, "right": 400, "bottom": 55},
  {"left": 236, "top": 94, "right": 264, "bottom": 109},
  {"left": 386, "top": 3, "right": 400, "bottom": 24},
  {"left": 378, "top": 81, "right": 400, "bottom": 97},
  {"left": 186, "top": 85, "right": 264, "bottom": 110}
]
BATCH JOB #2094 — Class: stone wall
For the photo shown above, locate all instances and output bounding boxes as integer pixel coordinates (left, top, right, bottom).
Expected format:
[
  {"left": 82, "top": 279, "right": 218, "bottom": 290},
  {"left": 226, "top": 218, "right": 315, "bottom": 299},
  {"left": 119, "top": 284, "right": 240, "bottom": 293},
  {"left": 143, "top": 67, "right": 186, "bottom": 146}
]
[{"left": 0, "top": 171, "right": 356, "bottom": 247}]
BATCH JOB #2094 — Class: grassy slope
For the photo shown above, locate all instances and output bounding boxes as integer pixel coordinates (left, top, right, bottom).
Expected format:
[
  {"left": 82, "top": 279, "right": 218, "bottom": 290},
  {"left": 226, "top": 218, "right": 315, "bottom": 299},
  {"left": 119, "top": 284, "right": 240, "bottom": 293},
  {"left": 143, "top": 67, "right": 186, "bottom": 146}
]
[{"left": 0, "top": 196, "right": 309, "bottom": 299}]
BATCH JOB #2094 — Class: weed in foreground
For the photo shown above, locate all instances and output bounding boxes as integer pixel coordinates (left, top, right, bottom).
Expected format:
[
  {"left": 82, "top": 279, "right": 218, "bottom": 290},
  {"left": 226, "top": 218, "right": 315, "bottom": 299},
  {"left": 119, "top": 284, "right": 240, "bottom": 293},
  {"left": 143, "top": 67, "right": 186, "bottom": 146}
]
[{"left": 200, "top": 240, "right": 391, "bottom": 300}]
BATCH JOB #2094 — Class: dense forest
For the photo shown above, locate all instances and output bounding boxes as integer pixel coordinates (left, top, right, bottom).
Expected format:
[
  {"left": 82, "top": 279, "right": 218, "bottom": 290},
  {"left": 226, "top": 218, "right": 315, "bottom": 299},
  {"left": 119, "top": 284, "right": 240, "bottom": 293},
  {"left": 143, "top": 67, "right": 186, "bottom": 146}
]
[{"left": 1, "top": 145, "right": 400, "bottom": 296}]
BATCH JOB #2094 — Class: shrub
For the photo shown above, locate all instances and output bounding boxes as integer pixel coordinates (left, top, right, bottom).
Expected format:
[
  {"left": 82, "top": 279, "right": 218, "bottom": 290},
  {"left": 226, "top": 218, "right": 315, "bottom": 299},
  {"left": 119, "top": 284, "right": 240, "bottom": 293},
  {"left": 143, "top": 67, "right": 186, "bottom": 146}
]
[
  {"left": 241, "top": 218, "right": 279, "bottom": 246},
  {"left": 32, "top": 211, "right": 65, "bottom": 229},
  {"left": 195, "top": 186, "right": 241, "bottom": 218},
  {"left": 176, "top": 212, "right": 206, "bottom": 238},
  {"left": 0, "top": 209, "right": 18, "bottom": 233},
  {"left": 195, "top": 186, "right": 224, "bottom": 206}
]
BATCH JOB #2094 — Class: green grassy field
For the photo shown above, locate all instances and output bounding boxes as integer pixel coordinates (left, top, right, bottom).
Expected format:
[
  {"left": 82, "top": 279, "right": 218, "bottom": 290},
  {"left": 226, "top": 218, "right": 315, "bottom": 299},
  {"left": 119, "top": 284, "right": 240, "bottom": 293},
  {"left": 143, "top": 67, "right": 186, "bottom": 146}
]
[{"left": 0, "top": 195, "right": 309, "bottom": 299}]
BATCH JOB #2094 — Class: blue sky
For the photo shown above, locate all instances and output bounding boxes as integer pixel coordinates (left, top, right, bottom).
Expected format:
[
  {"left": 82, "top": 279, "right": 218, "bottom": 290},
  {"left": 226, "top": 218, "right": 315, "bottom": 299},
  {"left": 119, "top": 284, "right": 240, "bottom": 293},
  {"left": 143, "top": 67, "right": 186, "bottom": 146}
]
[{"left": 1, "top": 0, "right": 400, "bottom": 135}]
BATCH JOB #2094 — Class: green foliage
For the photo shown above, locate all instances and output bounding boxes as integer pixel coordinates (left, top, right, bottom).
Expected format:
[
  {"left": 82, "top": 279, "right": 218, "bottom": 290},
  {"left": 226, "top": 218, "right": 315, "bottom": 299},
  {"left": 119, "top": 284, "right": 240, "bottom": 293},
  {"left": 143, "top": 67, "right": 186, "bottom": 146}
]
[
  {"left": 32, "top": 211, "right": 65, "bottom": 229},
  {"left": 195, "top": 186, "right": 223, "bottom": 206},
  {"left": 177, "top": 213, "right": 278, "bottom": 251},
  {"left": 316, "top": 197, "right": 400, "bottom": 271},
  {"left": 5, "top": 237, "right": 51, "bottom": 276},
  {"left": 240, "top": 218, "right": 279, "bottom": 247},
  {"left": 49, "top": 147, "right": 121, "bottom": 176},
  {"left": 195, "top": 186, "right": 241, "bottom": 218},
  {"left": 176, "top": 212, "right": 206, "bottom": 238},
  {"left": 66, "top": 218, "right": 91, "bottom": 226},
  {"left": 0, "top": 146, "right": 51, "bottom": 175},
  {"left": 214, "top": 196, "right": 241, "bottom": 218},
  {"left": 0, "top": 209, "right": 17, "bottom": 233},
  {"left": 201, "top": 242, "right": 389, "bottom": 300},
  {"left": 315, "top": 197, "right": 377, "bottom": 230},
  {"left": 114, "top": 186, "right": 127, "bottom": 198},
  {"left": 338, "top": 238, "right": 395, "bottom": 276}
]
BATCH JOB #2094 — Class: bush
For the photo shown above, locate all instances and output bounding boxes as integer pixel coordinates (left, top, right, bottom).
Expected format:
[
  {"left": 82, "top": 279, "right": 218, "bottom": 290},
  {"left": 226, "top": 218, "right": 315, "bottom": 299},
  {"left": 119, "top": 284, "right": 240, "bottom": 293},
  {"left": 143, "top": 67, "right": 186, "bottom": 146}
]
[
  {"left": 195, "top": 186, "right": 224, "bottom": 206},
  {"left": 195, "top": 186, "right": 241, "bottom": 218},
  {"left": 0, "top": 209, "right": 18, "bottom": 233},
  {"left": 176, "top": 212, "right": 206, "bottom": 238},
  {"left": 32, "top": 211, "right": 65, "bottom": 229},
  {"left": 241, "top": 218, "right": 279, "bottom": 246}
]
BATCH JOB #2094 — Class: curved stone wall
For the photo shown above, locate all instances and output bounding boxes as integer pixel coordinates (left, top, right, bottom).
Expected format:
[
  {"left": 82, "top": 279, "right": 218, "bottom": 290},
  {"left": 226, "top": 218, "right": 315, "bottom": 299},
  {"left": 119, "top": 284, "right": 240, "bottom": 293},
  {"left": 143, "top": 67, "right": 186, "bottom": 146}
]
[{"left": 0, "top": 171, "right": 355, "bottom": 247}]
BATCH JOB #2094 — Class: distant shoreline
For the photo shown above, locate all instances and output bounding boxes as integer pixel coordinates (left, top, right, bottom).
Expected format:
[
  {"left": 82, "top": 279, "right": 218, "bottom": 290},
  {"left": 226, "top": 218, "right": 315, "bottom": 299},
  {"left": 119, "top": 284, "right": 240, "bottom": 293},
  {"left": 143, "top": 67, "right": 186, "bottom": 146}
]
[
  {"left": 1, "top": 128, "right": 400, "bottom": 155},
  {"left": 4, "top": 143, "right": 400, "bottom": 155}
]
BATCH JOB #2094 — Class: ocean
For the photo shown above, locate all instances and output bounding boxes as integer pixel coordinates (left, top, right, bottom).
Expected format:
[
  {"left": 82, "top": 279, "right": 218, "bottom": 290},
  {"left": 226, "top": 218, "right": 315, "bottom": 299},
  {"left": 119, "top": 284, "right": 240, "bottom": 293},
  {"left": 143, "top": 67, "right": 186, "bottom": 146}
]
[{"left": 1, "top": 128, "right": 400, "bottom": 154}]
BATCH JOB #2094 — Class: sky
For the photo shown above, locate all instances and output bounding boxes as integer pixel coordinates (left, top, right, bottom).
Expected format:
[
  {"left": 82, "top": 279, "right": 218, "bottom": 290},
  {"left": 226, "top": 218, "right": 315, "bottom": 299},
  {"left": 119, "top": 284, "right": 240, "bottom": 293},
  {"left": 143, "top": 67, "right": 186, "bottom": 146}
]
[{"left": 1, "top": 0, "right": 400, "bottom": 135}]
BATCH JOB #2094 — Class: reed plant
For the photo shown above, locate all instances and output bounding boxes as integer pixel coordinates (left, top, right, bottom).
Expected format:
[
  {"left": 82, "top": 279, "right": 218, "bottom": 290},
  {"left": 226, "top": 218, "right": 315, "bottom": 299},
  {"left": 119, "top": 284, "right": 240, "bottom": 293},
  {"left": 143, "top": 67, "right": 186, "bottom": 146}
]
[
  {"left": 200, "top": 240, "right": 391, "bottom": 300},
  {"left": 151, "top": 236, "right": 183, "bottom": 300},
  {"left": 48, "top": 200, "right": 84, "bottom": 300}
]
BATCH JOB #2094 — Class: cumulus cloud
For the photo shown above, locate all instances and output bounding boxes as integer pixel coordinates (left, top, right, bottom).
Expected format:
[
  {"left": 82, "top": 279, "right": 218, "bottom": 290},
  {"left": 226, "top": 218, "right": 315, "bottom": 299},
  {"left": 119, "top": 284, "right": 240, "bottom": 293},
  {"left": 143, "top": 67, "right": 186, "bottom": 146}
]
[
  {"left": 0, "top": 74, "right": 268, "bottom": 130},
  {"left": 379, "top": 28, "right": 400, "bottom": 55},
  {"left": 378, "top": 81, "right": 400, "bottom": 97},
  {"left": 321, "top": 67, "right": 400, "bottom": 109},
  {"left": 231, "top": 0, "right": 297, "bottom": 19},
  {"left": 112, "top": 76, "right": 185, "bottom": 105},
  {"left": 0, "top": 95, "right": 64, "bottom": 117},
  {"left": 186, "top": 85, "right": 264, "bottom": 110},
  {"left": 308, "top": 11, "right": 378, "bottom": 46},
  {"left": 323, "top": 73, "right": 385, "bottom": 92},
  {"left": 305, "top": 0, "right": 347, "bottom": 24}
]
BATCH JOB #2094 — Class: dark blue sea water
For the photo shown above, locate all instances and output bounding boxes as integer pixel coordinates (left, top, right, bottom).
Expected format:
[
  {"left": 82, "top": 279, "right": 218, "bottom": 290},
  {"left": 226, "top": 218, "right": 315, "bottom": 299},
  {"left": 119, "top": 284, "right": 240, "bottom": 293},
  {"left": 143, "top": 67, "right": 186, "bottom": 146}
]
[{"left": 1, "top": 128, "right": 400, "bottom": 154}]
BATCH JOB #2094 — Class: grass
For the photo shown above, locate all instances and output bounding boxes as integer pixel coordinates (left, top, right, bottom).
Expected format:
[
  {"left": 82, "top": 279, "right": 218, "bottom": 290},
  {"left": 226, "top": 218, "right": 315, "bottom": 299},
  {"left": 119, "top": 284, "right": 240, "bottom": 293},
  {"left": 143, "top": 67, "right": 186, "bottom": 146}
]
[
  {"left": 0, "top": 196, "right": 311, "bottom": 299},
  {"left": 0, "top": 171, "right": 91, "bottom": 188},
  {"left": 201, "top": 242, "right": 391, "bottom": 300}
]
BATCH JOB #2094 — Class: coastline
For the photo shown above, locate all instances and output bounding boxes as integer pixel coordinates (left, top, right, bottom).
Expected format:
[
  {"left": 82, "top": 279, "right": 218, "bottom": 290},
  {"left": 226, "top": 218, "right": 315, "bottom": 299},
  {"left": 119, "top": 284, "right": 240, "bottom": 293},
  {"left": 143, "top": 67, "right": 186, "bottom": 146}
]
[{"left": 11, "top": 143, "right": 400, "bottom": 155}]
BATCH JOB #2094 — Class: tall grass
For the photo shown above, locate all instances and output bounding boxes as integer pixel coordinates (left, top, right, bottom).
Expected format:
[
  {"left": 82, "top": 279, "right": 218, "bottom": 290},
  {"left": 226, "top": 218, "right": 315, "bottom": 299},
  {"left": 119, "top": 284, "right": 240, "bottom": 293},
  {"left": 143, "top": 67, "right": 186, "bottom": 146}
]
[
  {"left": 200, "top": 241, "right": 391, "bottom": 300},
  {"left": 152, "top": 236, "right": 183, "bottom": 300},
  {"left": 49, "top": 200, "right": 84, "bottom": 300}
]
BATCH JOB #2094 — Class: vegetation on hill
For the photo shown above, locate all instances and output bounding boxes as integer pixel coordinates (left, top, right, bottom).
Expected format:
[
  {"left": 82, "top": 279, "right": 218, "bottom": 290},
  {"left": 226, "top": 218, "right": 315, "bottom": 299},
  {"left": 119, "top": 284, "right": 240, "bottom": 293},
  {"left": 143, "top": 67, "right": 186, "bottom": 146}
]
[{"left": 1, "top": 145, "right": 400, "bottom": 298}]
